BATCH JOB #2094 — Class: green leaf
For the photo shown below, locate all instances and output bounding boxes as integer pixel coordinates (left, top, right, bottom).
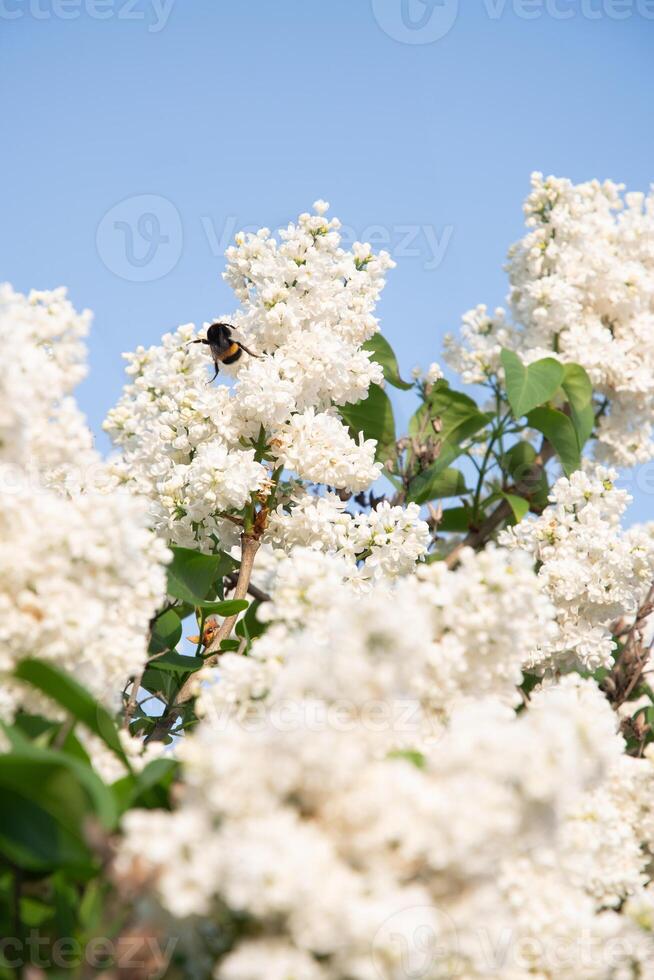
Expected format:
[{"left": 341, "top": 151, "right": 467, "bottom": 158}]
[
  {"left": 408, "top": 383, "right": 491, "bottom": 478},
  {"left": 561, "top": 363, "right": 594, "bottom": 449},
  {"left": 387, "top": 748, "right": 426, "bottom": 769},
  {"left": 502, "top": 440, "right": 536, "bottom": 484},
  {"left": 501, "top": 492, "right": 530, "bottom": 523},
  {"left": 407, "top": 466, "right": 469, "bottom": 506},
  {"left": 437, "top": 506, "right": 472, "bottom": 532},
  {"left": 0, "top": 747, "right": 117, "bottom": 873},
  {"left": 14, "top": 659, "right": 129, "bottom": 768},
  {"left": 211, "top": 550, "right": 240, "bottom": 599},
  {"left": 196, "top": 599, "right": 249, "bottom": 616},
  {"left": 362, "top": 333, "right": 413, "bottom": 390},
  {"left": 339, "top": 383, "right": 397, "bottom": 463},
  {"left": 167, "top": 547, "right": 225, "bottom": 604},
  {"left": 501, "top": 440, "right": 549, "bottom": 506},
  {"left": 112, "top": 758, "right": 178, "bottom": 814},
  {"left": 526, "top": 407, "right": 581, "bottom": 476},
  {"left": 149, "top": 608, "right": 182, "bottom": 655},
  {"left": 501, "top": 349, "right": 564, "bottom": 418},
  {"left": 411, "top": 382, "right": 490, "bottom": 443},
  {"left": 141, "top": 666, "right": 182, "bottom": 704},
  {"left": 147, "top": 652, "right": 204, "bottom": 675},
  {"left": 219, "top": 639, "right": 241, "bottom": 652}
]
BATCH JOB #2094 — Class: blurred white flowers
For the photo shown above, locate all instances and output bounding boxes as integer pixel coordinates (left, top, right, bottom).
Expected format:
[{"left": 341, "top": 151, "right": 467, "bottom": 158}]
[{"left": 0, "top": 286, "right": 169, "bottom": 719}]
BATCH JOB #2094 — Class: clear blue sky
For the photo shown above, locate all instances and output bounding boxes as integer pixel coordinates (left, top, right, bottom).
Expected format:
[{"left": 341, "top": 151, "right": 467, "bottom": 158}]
[{"left": 2, "top": 1, "right": 653, "bottom": 517}]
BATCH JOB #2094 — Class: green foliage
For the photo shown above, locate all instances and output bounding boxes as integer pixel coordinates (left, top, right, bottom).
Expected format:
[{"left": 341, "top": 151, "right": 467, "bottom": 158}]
[
  {"left": 339, "top": 382, "right": 397, "bottom": 463},
  {"left": 0, "top": 660, "right": 179, "bottom": 963},
  {"left": 362, "top": 333, "right": 413, "bottom": 390},
  {"left": 197, "top": 599, "right": 249, "bottom": 616},
  {"left": 149, "top": 608, "right": 183, "bottom": 654},
  {"left": 0, "top": 745, "right": 116, "bottom": 873},
  {"left": 410, "top": 381, "right": 490, "bottom": 445},
  {"left": 407, "top": 466, "right": 469, "bottom": 506},
  {"left": 501, "top": 491, "right": 530, "bottom": 523},
  {"left": 501, "top": 349, "right": 564, "bottom": 418},
  {"left": 235, "top": 600, "right": 266, "bottom": 645},
  {"left": 526, "top": 406, "right": 581, "bottom": 476},
  {"left": 13, "top": 660, "right": 129, "bottom": 767},
  {"left": 407, "top": 381, "right": 491, "bottom": 489},
  {"left": 144, "top": 652, "right": 204, "bottom": 675},
  {"left": 387, "top": 748, "right": 427, "bottom": 769},
  {"left": 166, "top": 546, "right": 229, "bottom": 604},
  {"left": 561, "top": 363, "right": 594, "bottom": 449},
  {"left": 437, "top": 505, "right": 473, "bottom": 532}
]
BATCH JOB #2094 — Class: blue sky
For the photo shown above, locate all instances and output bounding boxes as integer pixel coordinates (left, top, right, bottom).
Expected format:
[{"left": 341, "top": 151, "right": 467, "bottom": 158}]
[{"left": 2, "top": 1, "right": 653, "bottom": 516}]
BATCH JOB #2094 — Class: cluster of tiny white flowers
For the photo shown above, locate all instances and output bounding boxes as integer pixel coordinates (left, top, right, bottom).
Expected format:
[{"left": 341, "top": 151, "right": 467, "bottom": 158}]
[
  {"left": 0, "top": 287, "right": 169, "bottom": 720},
  {"left": 446, "top": 173, "right": 654, "bottom": 466},
  {"left": 444, "top": 302, "right": 516, "bottom": 385},
  {"left": 502, "top": 466, "right": 654, "bottom": 671},
  {"left": 561, "top": 753, "right": 654, "bottom": 908},
  {"left": 265, "top": 492, "right": 430, "bottom": 580},
  {"left": 104, "top": 203, "right": 395, "bottom": 551},
  {"left": 0, "top": 284, "right": 96, "bottom": 488},
  {"left": 274, "top": 408, "right": 380, "bottom": 490},
  {"left": 0, "top": 489, "right": 169, "bottom": 717},
  {"left": 119, "top": 673, "right": 654, "bottom": 978},
  {"left": 10, "top": 181, "right": 654, "bottom": 980},
  {"left": 195, "top": 543, "right": 553, "bottom": 735}
]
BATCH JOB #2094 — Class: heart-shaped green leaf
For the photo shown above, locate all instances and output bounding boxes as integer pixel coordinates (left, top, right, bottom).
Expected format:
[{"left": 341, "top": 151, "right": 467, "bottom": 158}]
[{"left": 502, "top": 349, "right": 564, "bottom": 418}]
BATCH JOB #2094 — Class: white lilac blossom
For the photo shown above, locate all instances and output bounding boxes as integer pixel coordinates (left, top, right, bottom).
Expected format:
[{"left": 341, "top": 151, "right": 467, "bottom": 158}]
[
  {"left": 0, "top": 283, "right": 96, "bottom": 488},
  {"left": 273, "top": 408, "right": 381, "bottom": 491},
  {"left": 104, "top": 203, "right": 394, "bottom": 550},
  {"left": 265, "top": 492, "right": 430, "bottom": 579},
  {"left": 501, "top": 466, "right": 654, "bottom": 671},
  {"left": 118, "top": 676, "right": 654, "bottom": 979},
  {"left": 195, "top": 543, "right": 554, "bottom": 734},
  {"left": 10, "top": 180, "right": 654, "bottom": 980},
  {"left": 445, "top": 173, "right": 654, "bottom": 466},
  {"left": 0, "top": 287, "right": 170, "bottom": 719},
  {"left": 0, "top": 489, "right": 169, "bottom": 717},
  {"left": 216, "top": 941, "right": 327, "bottom": 980}
]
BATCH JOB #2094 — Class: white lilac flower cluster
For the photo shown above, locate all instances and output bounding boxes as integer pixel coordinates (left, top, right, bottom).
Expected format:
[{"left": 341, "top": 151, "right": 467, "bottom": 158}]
[
  {"left": 118, "top": 671, "right": 654, "bottom": 979},
  {"left": 104, "top": 203, "right": 397, "bottom": 552},
  {"left": 0, "top": 283, "right": 96, "bottom": 488},
  {"left": 194, "top": 543, "right": 554, "bottom": 734},
  {"left": 502, "top": 466, "right": 654, "bottom": 672},
  {"left": 265, "top": 492, "right": 430, "bottom": 581},
  {"left": 445, "top": 172, "right": 654, "bottom": 466},
  {"left": 0, "top": 286, "right": 169, "bottom": 719}
]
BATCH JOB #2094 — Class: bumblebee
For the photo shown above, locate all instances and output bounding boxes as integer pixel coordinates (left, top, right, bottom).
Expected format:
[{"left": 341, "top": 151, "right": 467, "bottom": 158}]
[{"left": 189, "top": 322, "right": 260, "bottom": 382}]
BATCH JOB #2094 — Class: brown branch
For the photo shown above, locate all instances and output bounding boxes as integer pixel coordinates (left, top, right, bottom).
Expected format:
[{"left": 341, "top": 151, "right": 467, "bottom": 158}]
[
  {"left": 224, "top": 571, "right": 271, "bottom": 604},
  {"left": 601, "top": 583, "right": 654, "bottom": 711},
  {"left": 146, "top": 533, "right": 261, "bottom": 743},
  {"left": 201, "top": 535, "right": 261, "bottom": 666},
  {"left": 123, "top": 671, "right": 143, "bottom": 731}
]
